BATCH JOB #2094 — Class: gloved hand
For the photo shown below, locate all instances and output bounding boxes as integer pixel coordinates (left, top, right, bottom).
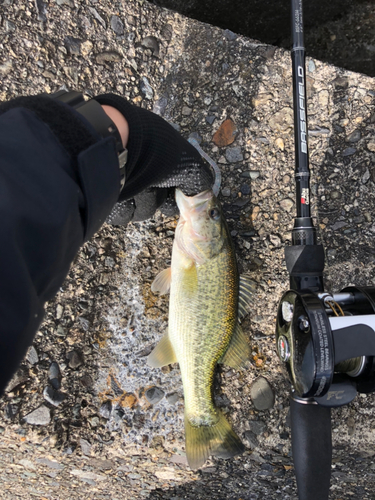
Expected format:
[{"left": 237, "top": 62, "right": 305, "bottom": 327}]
[{"left": 94, "top": 94, "right": 214, "bottom": 225}]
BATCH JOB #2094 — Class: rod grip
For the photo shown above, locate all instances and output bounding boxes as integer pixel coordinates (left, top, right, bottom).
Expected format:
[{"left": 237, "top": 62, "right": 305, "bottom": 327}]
[{"left": 290, "top": 397, "right": 332, "bottom": 500}]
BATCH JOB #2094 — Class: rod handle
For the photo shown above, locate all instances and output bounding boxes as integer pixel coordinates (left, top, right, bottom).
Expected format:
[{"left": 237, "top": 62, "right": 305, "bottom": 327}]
[{"left": 290, "top": 396, "right": 332, "bottom": 500}]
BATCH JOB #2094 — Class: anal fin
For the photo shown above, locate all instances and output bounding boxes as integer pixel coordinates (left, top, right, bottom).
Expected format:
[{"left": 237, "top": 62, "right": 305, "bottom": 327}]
[
  {"left": 220, "top": 323, "right": 250, "bottom": 369},
  {"left": 147, "top": 331, "right": 177, "bottom": 368}
]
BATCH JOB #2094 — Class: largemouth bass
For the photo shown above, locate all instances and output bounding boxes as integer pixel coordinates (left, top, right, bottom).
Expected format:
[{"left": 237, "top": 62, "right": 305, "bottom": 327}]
[{"left": 149, "top": 189, "right": 254, "bottom": 469}]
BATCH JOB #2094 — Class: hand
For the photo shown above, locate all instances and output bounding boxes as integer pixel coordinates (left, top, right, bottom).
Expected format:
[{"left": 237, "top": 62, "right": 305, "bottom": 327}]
[{"left": 95, "top": 94, "right": 214, "bottom": 225}]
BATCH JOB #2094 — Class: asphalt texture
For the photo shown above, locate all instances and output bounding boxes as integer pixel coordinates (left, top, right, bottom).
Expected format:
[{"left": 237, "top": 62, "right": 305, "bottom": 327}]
[{"left": 1, "top": 1, "right": 375, "bottom": 499}]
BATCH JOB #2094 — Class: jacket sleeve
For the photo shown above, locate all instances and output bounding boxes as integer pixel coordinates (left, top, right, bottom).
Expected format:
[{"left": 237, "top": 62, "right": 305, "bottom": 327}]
[{"left": 0, "top": 105, "right": 120, "bottom": 394}]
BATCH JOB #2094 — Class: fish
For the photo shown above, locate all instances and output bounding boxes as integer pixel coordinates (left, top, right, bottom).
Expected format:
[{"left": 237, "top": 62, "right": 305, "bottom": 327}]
[{"left": 148, "top": 189, "right": 255, "bottom": 469}]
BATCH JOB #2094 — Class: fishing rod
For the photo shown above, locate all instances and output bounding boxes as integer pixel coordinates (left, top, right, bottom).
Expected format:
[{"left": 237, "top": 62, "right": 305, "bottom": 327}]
[{"left": 275, "top": 1, "right": 375, "bottom": 499}]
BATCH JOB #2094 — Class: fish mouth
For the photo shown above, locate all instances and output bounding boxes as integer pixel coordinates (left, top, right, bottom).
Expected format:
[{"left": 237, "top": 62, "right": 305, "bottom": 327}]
[{"left": 176, "top": 189, "right": 213, "bottom": 214}]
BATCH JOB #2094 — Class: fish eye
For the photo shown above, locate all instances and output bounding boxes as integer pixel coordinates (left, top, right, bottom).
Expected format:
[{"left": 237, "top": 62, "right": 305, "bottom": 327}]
[{"left": 209, "top": 208, "right": 220, "bottom": 220}]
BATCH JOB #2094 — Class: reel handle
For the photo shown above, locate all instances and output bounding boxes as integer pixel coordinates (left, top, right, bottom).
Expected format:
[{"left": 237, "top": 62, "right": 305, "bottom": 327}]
[{"left": 290, "top": 396, "right": 332, "bottom": 500}]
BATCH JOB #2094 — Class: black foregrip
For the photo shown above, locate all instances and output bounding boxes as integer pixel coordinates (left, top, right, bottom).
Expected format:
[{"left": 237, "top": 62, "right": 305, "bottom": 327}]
[{"left": 290, "top": 397, "right": 332, "bottom": 500}]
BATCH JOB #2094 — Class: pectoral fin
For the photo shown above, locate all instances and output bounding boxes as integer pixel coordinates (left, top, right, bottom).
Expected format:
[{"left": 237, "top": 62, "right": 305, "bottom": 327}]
[
  {"left": 238, "top": 275, "right": 256, "bottom": 319},
  {"left": 220, "top": 323, "right": 250, "bottom": 369},
  {"left": 151, "top": 268, "right": 172, "bottom": 295},
  {"left": 147, "top": 331, "right": 177, "bottom": 368}
]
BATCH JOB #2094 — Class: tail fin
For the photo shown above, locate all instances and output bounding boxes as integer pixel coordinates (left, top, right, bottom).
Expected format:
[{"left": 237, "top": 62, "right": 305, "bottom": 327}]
[{"left": 184, "top": 410, "right": 245, "bottom": 469}]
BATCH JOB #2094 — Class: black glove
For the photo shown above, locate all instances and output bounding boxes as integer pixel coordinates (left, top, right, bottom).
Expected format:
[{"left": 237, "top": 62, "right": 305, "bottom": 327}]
[{"left": 94, "top": 94, "right": 214, "bottom": 225}]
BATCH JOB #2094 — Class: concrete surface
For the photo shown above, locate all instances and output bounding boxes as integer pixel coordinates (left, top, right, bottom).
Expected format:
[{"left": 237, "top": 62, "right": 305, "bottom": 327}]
[{"left": 1, "top": 0, "right": 375, "bottom": 498}]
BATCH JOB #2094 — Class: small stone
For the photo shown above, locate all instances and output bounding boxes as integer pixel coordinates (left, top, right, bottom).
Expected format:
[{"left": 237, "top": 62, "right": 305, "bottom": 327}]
[
  {"left": 89, "top": 6, "right": 106, "bottom": 28},
  {"left": 226, "top": 147, "right": 243, "bottom": 163},
  {"left": 43, "top": 386, "right": 67, "bottom": 407},
  {"left": 243, "top": 430, "right": 258, "bottom": 450},
  {"left": 5, "top": 369, "right": 28, "bottom": 392},
  {"left": 269, "top": 234, "right": 281, "bottom": 247},
  {"left": 342, "top": 147, "right": 356, "bottom": 157},
  {"left": 221, "top": 187, "right": 231, "bottom": 197},
  {"left": 5, "top": 403, "right": 19, "bottom": 420},
  {"left": 240, "top": 184, "right": 251, "bottom": 195},
  {"left": 153, "top": 96, "right": 168, "bottom": 116},
  {"left": 80, "top": 374, "right": 93, "bottom": 388},
  {"left": 346, "top": 130, "right": 361, "bottom": 143},
  {"left": 64, "top": 36, "right": 81, "bottom": 55},
  {"left": 308, "top": 59, "right": 316, "bottom": 72},
  {"left": 212, "top": 118, "right": 238, "bottom": 147},
  {"left": 367, "top": 142, "right": 375, "bottom": 152},
  {"left": 250, "top": 377, "right": 275, "bottom": 410},
  {"left": 0, "top": 60, "right": 12, "bottom": 76},
  {"left": 96, "top": 51, "right": 122, "bottom": 65},
  {"left": 330, "top": 190, "right": 341, "bottom": 200},
  {"left": 110, "top": 15, "right": 124, "bottom": 36},
  {"left": 275, "top": 138, "right": 284, "bottom": 150},
  {"left": 331, "top": 221, "right": 347, "bottom": 230},
  {"left": 80, "top": 438, "right": 92, "bottom": 456},
  {"left": 120, "top": 393, "right": 138, "bottom": 408},
  {"left": 49, "top": 362, "right": 61, "bottom": 389},
  {"left": 140, "top": 36, "right": 160, "bottom": 56},
  {"left": 24, "top": 405, "right": 51, "bottom": 426},
  {"left": 248, "top": 420, "right": 267, "bottom": 435},
  {"left": 249, "top": 170, "right": 260, "bottom": 180},
  {"left": 66, "top": 350, "right": 83, "bottom": 369},
  {"left": 56, "top": 0, "right": 74, "bottom": 6},
  {"left": 26, "top": 346, "right": 38, "bottom": 365},
  {"left": 99, "top": 400, "right": 112, "bottom": 419},
  {"left": 206, "top": 115, "right": 216, "bottom": 125},
  {"left": 141, "top": 77, "right": 153, "bottom": 100},
  {"left": 280, "top": 198, "right": 294, "bottom": 212},
  {"left": 268, "top": 107, "right": 293, "bottom": 132},
  {"left": 55, "top": 324, "right": 67, "bottom": 337},
  {"left": 161, "top": 23, "right": 173, "bottom": 41},
  {"left": 182, "top": 106, "right": 192, "bottom": 116},
  {"left": 223, "top": 29, "right": 237, "bottom": 41},
  {"left": 81, "top": 40, "right": 93, "bottom": 57},
  {"left": 362, "top": 168, "right": 371, "bottom": 184},
  {"left": 166, "top": 392, "right": 180, "bottom": 405},
  {"left": 145, "top": 387, "right": 164, "bottom": 404}
]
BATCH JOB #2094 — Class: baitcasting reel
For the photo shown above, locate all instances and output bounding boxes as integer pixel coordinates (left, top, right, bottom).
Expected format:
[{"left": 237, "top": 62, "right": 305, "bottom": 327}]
[{"left": 276, "top": 286, "right": 375, "bottom": 404}]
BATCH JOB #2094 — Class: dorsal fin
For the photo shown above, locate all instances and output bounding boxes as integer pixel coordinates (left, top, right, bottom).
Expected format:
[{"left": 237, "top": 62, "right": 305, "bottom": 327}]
[{"left": 238, "top": 275, "right": 256, "bottom": 319}]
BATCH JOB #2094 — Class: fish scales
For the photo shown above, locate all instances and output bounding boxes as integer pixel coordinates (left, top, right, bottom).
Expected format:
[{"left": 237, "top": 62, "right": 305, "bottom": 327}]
[
  {"left": 169, "top": 242, "right": 238, "bottom": 424},
  {"left": 149, "top": 189, "right": 249, "bottom": 469}
]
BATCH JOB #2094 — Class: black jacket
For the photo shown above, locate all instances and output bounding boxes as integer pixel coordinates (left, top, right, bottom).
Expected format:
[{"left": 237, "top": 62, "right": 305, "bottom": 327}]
[{"left": 0, "top": 104, "right": 119, "bottom": 394}]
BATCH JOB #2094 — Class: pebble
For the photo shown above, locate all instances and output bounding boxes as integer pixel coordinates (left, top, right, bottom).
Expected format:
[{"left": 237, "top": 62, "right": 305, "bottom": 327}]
[
  {"left": 250, "top": 377, "right": 275, "bottom": 410},
  {"left": 249, "top": 170, "right": 260, "bottom": 180},
  {"left": 24, "top": 405, "right": 51, "bottom": 426},
  {"left": 243, "top": 430, "right": 258, "bottom": 449},
  {"left": 362, "top": 168, "right": 370, "bottom": 184},
  {"left": 223, "top": 29, "right": 237, "bottom": 41},
  {"left": 56, "top": 0, "right": 74, "bottom": 6},
  {"left": 308, "top": 59, "right": 316, "bottom": 72},
  {"left": 212, "top": 118, "right": 238, "bottom": 147},
  {"left": 221, "top": 187, "right": 231, "bottom": 197},
  {"left": 367, "top": 141, "right": 375, "bottom": 152},
  {"left": 346, "top": 129, "right": 361, "bottom": 143},
  {"left": 331, "top": 221, "right": 347, "bottom": 230},
  {"left": 88, "top": 6, "right": 106, "bottom": 28},
  {"left": 153, "top": 96, "right": 168, "bottom": 116},
  {"left": 43, "top": 386, "right": 67, "bottom": 407},
  {"left": 110, "top": 15, "right": 124, "bottom": 36},
  {"left": 26, "top": 346, "right": 38, "bottom": 365},
  {"left": 279, "top": 198, "right": 294, "bottom": 212},
  {"left": 140, "top": 36, "right": 160, "bottom": 56},
  {"left": 269, "top": 234, "right": 281, "bottom": 247},
  {"left": 145, "top": 387, "right": 164, "bottom": 404},
  {"left": 80, "top": 438, "right": 92, "bottom": 456},
  {"left": 66, "top": 350, "right": 83, "bottom": 369},
  {"left": 342, "top": 147, "right": 357, "bottom": 157},
  {"left": 141, "top": 77, "right": 153, "bottom": 100},
  {"left": 166, "top": 392, "right": 180, "bottom": 405},
  {"left": 48, "top": 362, "right": 62, "bottom": 389},
  {"left": 182, "top": 106, "right": 192, "bottom": 116},
  {"left": 225, "top": 146, "right": 243, "bottom": 163},
  {"left": 248, "top": 420, "right": 267, "bottom": 435},
  {"left": 205, "top": 115, "right": 216, "bottom": 125},
  {"left": 96, "top": 51, "right": 122, "bottom": 64},
  {"left": 64, "top": 36, "right": 81, "bottom": 55},
  {"left": 240, "top": 183, "right": 251, "bottom": 195},
  {"left": 99, "top": 400, "right": 112, "bottom": 419}
]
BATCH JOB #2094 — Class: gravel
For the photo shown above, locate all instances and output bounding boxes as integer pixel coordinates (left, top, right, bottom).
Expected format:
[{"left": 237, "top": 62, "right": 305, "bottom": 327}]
[{"left": 1, "top": 0, "right": 375, "bottom": 498}]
